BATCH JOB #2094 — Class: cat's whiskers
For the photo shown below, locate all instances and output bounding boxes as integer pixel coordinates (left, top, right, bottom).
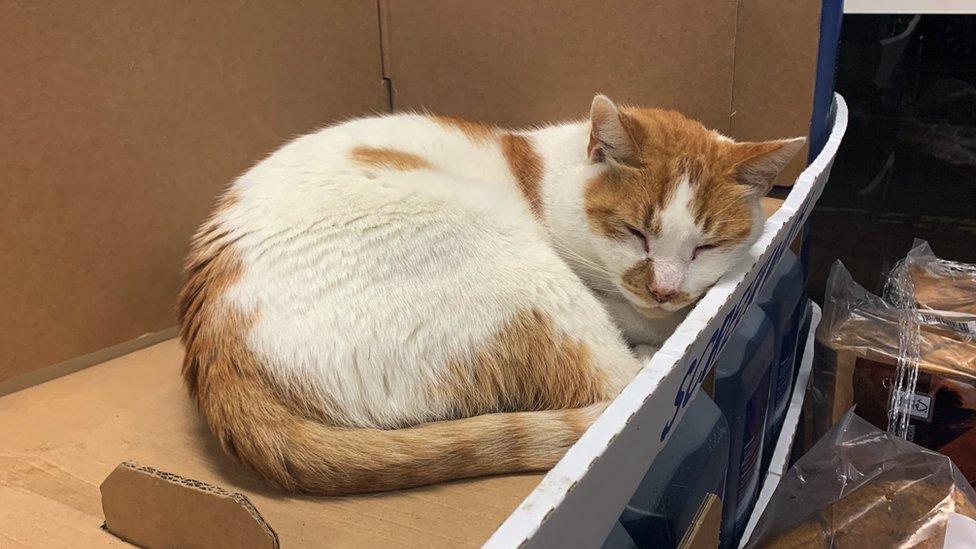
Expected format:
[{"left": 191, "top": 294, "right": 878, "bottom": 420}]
[{"left": 547, "top": 234, "right": 617, "bottom": 276}]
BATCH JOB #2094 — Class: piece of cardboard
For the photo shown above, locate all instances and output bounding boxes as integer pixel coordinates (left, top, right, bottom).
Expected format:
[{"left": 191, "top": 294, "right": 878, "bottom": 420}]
[
  {"left": 678, "top": 493, "right": 723, "bottom": 549},
  {"left": 101, "top": 462, "right": 278, "bottom": 549},
  {"left": 382, "top": 0, "right": 820, "bottom": 183},
  {"left": 0, "top": 1, "right": 387, "bottom": 386}
]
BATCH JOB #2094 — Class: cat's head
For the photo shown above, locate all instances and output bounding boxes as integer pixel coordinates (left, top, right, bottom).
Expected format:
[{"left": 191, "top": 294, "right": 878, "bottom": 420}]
[{"left": 582, "top": 95, "right": 804, "bottom": 318}]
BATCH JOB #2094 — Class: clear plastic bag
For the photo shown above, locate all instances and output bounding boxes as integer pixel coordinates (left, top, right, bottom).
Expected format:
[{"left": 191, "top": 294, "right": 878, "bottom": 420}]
[
  {"left": 903, "top": 239, "right": 976, "bottom": 322},
  {"left": 807, "top": 259, "right": 976, "bottom": 487},
  {"left": 746, "top": 410, "right": 976, "bottom": 548},
  {"left": 884, "top": 240, "right": 976, "bottom": 438}
]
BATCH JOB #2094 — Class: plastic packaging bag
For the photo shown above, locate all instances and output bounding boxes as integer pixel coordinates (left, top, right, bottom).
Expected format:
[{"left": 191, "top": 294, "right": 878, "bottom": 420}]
[
  {"left": 903, "top": 239, "right": 976, "bottom": 322},
  {"left": 808, "top": 259, "right": 976, "bottom": 487},
  {"left": 883, "top": 240, "right": 976, "bottom": 438},
  {"left": 746, "top": 410, "right": 976, "bottom": 548}
]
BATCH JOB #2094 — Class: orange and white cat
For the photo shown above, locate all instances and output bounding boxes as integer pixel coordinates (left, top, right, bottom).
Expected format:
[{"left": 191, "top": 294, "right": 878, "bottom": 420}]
[{"left": 179, "top": 95, "right": 803, "bottom": 494}]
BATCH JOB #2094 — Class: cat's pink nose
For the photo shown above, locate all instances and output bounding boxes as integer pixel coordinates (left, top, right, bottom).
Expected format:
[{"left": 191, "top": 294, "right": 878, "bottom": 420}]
[{"left": 648, "top": 286, "right": 678, "bottom": 303}]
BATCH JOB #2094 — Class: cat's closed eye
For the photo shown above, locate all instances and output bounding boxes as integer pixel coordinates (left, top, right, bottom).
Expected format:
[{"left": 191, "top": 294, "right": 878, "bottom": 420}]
[
  {"left": 624, "top": 224, "right": 648, "bottom": 252},
  {"left": 693, "top": 244, "right": 717, "bottom": 259}
]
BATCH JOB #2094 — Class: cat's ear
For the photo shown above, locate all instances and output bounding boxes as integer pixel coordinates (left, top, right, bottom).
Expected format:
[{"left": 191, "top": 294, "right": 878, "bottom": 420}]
[
  {"left": 728, "top": 137, "right": 806, "bottom": 193},
  {"left": 588, "top": 94, "right": 638, "bottom": 166}
]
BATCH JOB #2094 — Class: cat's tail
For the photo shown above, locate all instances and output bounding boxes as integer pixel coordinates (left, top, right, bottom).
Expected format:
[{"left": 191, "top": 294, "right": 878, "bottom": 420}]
[{"left": 187, "top": 359, "right": 604, "bottom": 495}]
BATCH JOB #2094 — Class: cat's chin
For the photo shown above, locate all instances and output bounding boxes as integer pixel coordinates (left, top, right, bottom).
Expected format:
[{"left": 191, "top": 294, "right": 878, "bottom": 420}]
[
  {"left": 613, "top": 288, "right": 690, "bottom": 318},
  {"left": 631, "top": 303, "right": 679, "bottom": 319},
  {"left": 627, "top": 295, "right": 699, "bottom": 319}
]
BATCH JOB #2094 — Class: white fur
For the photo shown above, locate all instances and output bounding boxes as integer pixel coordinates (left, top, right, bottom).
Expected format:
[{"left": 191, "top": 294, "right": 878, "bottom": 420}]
[
  {"left": 212, "top": 109, "right": 759, "bottom": 428},
  {"left": 217, "top": 114, "right": 641, "bottom": 430}
]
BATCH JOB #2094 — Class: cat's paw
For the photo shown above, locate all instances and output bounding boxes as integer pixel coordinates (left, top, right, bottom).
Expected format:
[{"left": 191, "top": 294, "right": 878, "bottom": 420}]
[{"left": 633, "top": 344, "right": 660, "bottom": 362}]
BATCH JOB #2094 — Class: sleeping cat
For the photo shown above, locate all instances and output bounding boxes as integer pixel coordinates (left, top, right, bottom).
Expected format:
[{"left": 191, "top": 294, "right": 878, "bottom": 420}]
[{"left": 179, "top": 94, "right": 803, "bottom": 495}]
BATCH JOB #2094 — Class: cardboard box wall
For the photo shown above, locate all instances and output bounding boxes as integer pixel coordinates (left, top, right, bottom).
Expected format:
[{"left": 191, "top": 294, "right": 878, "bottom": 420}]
[
  {"left": 1, "top": 1, "right": 824, "bottom": 546},
  {"left": 0, "top": 1, "right": 388, "bottom": 393},
  {"left": 382, "top": 0, "right": 819, "bottom": 180}
]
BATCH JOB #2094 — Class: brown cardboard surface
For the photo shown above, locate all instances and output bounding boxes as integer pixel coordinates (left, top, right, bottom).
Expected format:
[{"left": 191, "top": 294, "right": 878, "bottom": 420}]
[
  {"left": 678, "top": 493, "right": 722, "bottom": 549},
  {"left": 384, "top": 1, "right": 820, "bottom": 186},
  {"left": 0, "top": 1, "right": 387, "bottom": 385},
  {"left": 384, "top": 0, "right": 739, "bottom": 132},
  {"left": 761, "top": 196, "right": 784, "bottom": 219},
  {"left": 0, "top": 340, "right": 542, "bottom": 548},
  {"left": 731, "top": 0, "right": 822, "bottom": 183},
  {"left": 101, "top": 463, "right": 279, "bottom": 549},
  {"left": 0, "top": 485, "right": 128, "bottom": 548},
  {"left": 0, "top": 328, "right": 176, "bottom": 398}
]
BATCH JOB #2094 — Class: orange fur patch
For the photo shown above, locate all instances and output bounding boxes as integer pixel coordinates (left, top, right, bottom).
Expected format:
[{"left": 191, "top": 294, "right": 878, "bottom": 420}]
[
  {"left": 432, "top": 114, "right": 498, "bottom": 144},
  {"left": 435, "top": 308, "right": 609, "bottom": 419},
  {"left": 501, "top": 134, "right": 545, "bottom": 218},
  {"left": 350, "top": 146, "right": 432, "bottom": 171}
]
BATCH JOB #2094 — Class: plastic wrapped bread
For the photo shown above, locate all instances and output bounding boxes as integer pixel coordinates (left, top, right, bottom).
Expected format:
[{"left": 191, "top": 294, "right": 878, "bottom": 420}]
[
  {"left": 809, "top": 261, "right": 976, "bottom": 488},
  {"left": 907, "top": 240, "right": 976, "bottom": 319},
  {"left": 746, "top": 411, "right": 976, "bottom": 548}
]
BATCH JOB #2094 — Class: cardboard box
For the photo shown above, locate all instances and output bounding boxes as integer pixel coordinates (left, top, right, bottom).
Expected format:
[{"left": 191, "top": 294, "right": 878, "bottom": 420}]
[{"left": 0, "top": 2, "right": 843, "bottom": 546}]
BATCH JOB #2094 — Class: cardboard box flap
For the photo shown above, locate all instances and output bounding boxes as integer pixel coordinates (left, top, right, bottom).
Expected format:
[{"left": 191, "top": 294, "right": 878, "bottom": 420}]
[{"left": 101, "top": 462, "right": 279, "bottom": 549}]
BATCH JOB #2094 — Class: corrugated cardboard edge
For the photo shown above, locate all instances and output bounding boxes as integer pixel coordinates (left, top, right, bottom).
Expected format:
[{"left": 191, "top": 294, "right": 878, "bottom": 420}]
[
  {"left": 100, "top": 461, "right": 279, "bottom": 549},
  {"left": 678, "top": 493, "right": 722, "bottom": 549},
  {"left": 0, "top": 328, "right": 177, "bottom": 398}
]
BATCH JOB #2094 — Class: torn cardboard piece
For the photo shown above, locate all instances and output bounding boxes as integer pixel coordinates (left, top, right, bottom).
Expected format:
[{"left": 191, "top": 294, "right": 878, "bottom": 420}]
[{"left": 101, "top": 462, "right": 278, "bottom": 549}]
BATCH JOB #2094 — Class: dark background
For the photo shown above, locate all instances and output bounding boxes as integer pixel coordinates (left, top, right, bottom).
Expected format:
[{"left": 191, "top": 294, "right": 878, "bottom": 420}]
[{"left": 809, "top": 14, "right": 976, "bottom": 301}]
